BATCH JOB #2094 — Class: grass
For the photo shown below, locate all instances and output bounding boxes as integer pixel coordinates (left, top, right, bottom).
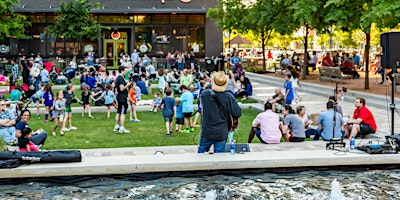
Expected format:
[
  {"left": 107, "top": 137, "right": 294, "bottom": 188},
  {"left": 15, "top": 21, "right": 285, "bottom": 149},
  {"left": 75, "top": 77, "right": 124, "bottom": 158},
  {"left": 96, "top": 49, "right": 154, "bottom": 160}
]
[{"left": 30, "top": 109, "right": 260, "bottom": 150}]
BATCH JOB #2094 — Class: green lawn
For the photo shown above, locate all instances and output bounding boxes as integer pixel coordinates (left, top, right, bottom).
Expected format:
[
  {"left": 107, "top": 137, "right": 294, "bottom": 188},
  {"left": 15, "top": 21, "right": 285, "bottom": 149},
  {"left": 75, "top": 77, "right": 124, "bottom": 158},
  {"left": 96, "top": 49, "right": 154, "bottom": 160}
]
[{"left": 28, "top": 109, "right": 260, "bottom": 150}]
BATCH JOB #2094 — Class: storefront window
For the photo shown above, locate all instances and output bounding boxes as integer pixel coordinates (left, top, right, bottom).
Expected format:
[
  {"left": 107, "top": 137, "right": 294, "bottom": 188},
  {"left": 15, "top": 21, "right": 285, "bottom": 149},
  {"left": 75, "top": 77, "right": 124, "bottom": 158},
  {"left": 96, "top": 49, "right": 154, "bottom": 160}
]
[
  {"left": 47, "top": 14, "right": 58, "bottom": 23},
  {"left": 98, "top": 15, "right": 132, "bottom": 24},
  {"left": 170, "top": 15, "right": 187, "bottom": 24},
  {"left": 152, "top": 15, "right": 169, "bottom": 24},
  {"left": 134, "top": 15, "right": 151, "bottom": 24},
  {"left": 135, "top": 27, "right": 152, "bottom": 53},
  {"left": 29, "top": 14, "right": 46, "bottom": 23},
  {"left": 188, "top": 27, "right": 205, "bottom": 54},
  {"left": 188, "top": 15, "right": 204, "bottom": 25},
  {"left": 171, "top": 27, "right": 188, "bottom": 53}
]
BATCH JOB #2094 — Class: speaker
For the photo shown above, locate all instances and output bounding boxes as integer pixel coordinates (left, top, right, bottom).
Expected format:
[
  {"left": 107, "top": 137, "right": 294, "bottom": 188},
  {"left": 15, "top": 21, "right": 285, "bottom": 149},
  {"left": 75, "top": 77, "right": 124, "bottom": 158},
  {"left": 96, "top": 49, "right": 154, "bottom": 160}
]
[{"left": 381, "top": 32, "right": 400, "bottom": 68}]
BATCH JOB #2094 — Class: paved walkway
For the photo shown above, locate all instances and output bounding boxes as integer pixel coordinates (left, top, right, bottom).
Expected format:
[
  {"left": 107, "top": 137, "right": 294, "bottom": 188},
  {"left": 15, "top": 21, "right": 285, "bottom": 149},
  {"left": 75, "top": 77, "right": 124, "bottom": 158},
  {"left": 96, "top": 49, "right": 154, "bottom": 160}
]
[{"left": 1, "top": 72, "right": 400, "bottom": 178}]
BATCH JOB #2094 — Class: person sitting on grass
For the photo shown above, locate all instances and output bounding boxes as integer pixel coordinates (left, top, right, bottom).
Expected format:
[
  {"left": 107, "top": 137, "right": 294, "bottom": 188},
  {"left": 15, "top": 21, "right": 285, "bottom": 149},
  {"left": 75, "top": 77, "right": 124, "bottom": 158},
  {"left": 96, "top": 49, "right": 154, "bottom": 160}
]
[
  {"left": 179, "top": 85, "right": 194, "bottom": 133},
  {"left": 248, "top": 102, "right": 282, "bottom": 144},
  {"left": 18, "top": 127, "right": 40, "bottom": 152},
  {"left": 128, "top": 82, "right": 140, "bottom": 122},
  {"left": 161, "top": 87, "right": 176, "bottom": 136},
  {"left": 282, "top": 105, "right": 305, "bottom": 142},
  {"left": 150, "top": 92, "right": 161, "bottom": 112}
]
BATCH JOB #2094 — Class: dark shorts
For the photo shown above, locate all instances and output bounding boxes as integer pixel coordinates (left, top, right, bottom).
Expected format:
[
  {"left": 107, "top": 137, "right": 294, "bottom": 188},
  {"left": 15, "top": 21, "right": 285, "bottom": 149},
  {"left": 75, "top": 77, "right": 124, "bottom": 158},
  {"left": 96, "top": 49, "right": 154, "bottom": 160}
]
[
  {"left": 183, "top": 112, "right": 192, "bottom": 118},
  {"left": 176, "top": 117, "right": 184, "bottom": 125},
  {"left": 288, "top": 136, "right": 305, "bottom": 142},
  {"left": 117, "top": 101, "right": 128, "bottom": 114},
  {"left": 105, "top": 103, "right": 113, "bottom": 107},
  {"left": 359, "top": 124, "right": 375, "bottom": 136},
  {"left": 164, "top": 115, "right": 173, "bottom": 122}
]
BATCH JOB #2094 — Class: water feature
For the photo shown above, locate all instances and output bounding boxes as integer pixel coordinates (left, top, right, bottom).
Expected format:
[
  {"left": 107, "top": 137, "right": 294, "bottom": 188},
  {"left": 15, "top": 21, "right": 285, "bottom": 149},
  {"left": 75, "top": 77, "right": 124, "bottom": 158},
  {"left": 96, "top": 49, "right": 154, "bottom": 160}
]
[{"left": 1, "top": 169, "right": 400, "bottom": 199}]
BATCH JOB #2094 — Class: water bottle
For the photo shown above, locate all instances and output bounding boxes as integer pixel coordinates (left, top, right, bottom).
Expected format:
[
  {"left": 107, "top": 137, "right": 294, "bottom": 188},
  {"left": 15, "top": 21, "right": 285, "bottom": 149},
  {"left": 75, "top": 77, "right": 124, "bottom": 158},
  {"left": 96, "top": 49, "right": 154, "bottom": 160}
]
[
  {"left": 350, "top": 136, "right": 355, "bottom": 150},
  {"left": 230, "top": 139, "right": 235, "bottom": 155}
]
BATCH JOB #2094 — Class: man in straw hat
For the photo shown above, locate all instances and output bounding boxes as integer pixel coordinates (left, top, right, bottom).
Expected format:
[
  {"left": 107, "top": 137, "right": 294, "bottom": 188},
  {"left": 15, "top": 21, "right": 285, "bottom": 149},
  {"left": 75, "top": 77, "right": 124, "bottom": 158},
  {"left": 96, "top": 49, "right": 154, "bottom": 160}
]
[{"left": 198, "top": 71, "right": 241, "bottom": 153}]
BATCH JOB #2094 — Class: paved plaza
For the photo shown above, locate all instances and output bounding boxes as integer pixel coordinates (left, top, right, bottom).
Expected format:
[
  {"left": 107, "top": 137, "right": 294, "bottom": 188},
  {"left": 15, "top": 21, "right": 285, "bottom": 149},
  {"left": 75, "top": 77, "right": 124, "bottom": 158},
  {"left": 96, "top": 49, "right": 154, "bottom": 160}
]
[{"left": 1, "top": 72, "right": 400, "bottom": 178}]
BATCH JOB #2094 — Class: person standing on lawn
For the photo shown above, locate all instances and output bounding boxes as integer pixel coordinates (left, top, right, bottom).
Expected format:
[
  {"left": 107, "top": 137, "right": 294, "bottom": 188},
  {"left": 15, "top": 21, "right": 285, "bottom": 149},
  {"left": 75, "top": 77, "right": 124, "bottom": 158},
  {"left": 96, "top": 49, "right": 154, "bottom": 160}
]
[
  {"left": 114, "top": 66, "right": 131, "bottom": 133},
  {"left": 179, "top": 85, "right": 194, "bottom": 133},
  {"left": 62, "top": 84, "right": 79, "bottom": 132},
  {"left": 198, "top": 71, "right": 242, "bottom": 153},
  {"left": 161, "top": 87, "right": 176, "bottom": 136},
  {"left": 52, "top": 90, "right": 66, "bottom": 136}
]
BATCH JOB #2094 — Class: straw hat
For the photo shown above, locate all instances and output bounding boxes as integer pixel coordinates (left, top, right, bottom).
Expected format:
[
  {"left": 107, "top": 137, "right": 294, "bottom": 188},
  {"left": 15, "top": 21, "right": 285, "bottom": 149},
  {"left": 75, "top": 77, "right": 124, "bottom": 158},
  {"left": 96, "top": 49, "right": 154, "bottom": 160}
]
[{"left": 211, "top": 71, "right": 229, "bottom": 92}]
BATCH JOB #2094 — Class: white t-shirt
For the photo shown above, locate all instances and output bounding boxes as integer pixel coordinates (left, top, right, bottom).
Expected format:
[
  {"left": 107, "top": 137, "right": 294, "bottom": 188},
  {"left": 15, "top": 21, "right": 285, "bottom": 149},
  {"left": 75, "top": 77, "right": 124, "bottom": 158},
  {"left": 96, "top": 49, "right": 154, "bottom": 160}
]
[{"left": 290, "top": 76, "right": 298, "bottom": 88}]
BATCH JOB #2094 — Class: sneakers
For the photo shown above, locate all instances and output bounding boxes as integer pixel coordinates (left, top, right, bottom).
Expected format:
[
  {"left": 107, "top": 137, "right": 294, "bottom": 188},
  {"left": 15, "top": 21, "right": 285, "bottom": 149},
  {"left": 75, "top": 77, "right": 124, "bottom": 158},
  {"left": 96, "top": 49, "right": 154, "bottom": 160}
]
[
  {"left": 36, "top": 114, "right": 40, "bottom": 119},
  {"left": 113, "top": 125, "right": 120, "bottom": 132},
  {"left": 88, "top": 116, "right": 94, "bottom": 118},
  {"left": 166, "top": 132, "right": 171, "bottom": 137},
  {"left": 50, "top": 118, "right": 54, "bottom": 121},
  {"left": 69, "top": 126, "right": 77, "bottom": 130},
  {"left": 52, "top": 132, "right": 56, "bottom": 136},
  {"left": 190, "top": 127, "right": 195, "bottom": 132},
  {"left": 130, "top": 119, "right": 140, "bottom": 122},
  {"left": 182, "top": 129, "right": 190, "bottom": 133},
  {"left": 61, "top": 128, "right": 70, "bottom": 132},
  {"left": 153, "top": 110, "right": 157, "bottom": 113},
  {"left": 60, "top": 130, "right": 64, "bottom": 136},
  {"left": 118, "top": 127, "right": 130, "bottom": 133},
  {"left": 44, "top": 120, "right": 48, "bottom": 123}
]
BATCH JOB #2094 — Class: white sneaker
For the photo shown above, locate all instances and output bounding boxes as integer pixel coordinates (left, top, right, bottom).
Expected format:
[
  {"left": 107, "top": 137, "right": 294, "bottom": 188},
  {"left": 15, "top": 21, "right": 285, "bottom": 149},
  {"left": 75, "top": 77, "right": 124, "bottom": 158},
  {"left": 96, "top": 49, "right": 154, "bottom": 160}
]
[
  {"left": 118, "top": 127, "right": 130, "bottom": 133},
  {"left": 113, "top": 125, "right": 120, "bottom": 132},
  {"left": 61, "top": 128, "right": 70, "bottom": 132},
  {"left": 69, "top": 126, "right": 78, "bottom": 130}
]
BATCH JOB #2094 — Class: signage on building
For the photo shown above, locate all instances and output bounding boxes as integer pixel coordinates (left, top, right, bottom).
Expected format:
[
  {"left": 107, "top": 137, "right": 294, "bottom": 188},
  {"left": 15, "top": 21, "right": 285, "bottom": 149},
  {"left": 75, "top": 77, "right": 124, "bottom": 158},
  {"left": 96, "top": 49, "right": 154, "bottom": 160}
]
[
  {"left": 193, "top": 44, "right": 199, "bottom": 53},
  {"left": 111, "top": 31, "right": 121, "bottom": 40},
  {"left": 0, "top": 45, "right": 9, "bottom": 54},
  {"left": 139, "top": 45, "right": 148, "bottom": 53}
]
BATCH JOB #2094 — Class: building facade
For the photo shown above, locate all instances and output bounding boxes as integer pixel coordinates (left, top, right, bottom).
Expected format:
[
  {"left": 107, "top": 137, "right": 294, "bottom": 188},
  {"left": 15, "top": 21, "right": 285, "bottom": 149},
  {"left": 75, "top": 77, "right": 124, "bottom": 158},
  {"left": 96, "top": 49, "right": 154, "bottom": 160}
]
[{"left": 2, "top": 0, "right": 222, "bottom": 67}]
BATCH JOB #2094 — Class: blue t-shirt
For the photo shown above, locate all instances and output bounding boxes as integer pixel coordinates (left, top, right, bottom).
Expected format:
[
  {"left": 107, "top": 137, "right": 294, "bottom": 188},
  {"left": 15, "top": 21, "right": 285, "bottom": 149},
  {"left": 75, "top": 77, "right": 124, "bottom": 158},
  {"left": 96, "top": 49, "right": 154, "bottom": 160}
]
[
  {"left": 318, "top": 109, "right": 343, "bottom": 140},
  {"left": 9, "top": 90, "right": 23, "bottom": 101},
  {"left": 136, "top": 80, "right": 148, "bottom": 95},
  {"left": 179, "top": 91, "right": 194, "bottom": 113},
  {"left": 176, "top": 104, "right": 183, "bottom": 118},
  {"left": 285, "top": 81, "right": 294, "bottom": 101},
  {"left": 86, "top": 55, "right": 94, "bottom": 66},
  {"left": 230, "top": 56, "right": 241, "bottom": 66},
  {"left": 161, "top": 97, "right": 176, "bottom": 117},
  {"left": 16, "top": 120, "right": 28, "bottom": 132},
  {"left": 102, "top": 90, "right": 115, "bottom": 105}
]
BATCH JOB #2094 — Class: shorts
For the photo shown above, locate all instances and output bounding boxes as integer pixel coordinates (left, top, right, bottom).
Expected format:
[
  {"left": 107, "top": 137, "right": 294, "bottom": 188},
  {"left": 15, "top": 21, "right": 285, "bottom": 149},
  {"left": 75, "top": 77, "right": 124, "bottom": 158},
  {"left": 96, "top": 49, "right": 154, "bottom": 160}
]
[
  {"left": 82, "top": 104, "right": 89, "bottom": 108},
  {"left": 176, "top": 117, "right": 184, "bottom": 125},
  {"left": 183, "top": 112, "right": 192, "bottom": 118},
  {"left": 105, "top": 103, "right": 113, "bottom": 107},
  {"left": 30, "top": 96, "right": 40, "bottom": 103},
  {"left": 164, "top": 115, "right": 173, "bottom": 122},
  {"left": 285, "top": 99, "right": 293, "bottom": 105},
  {"left": 288, "top": 135, "right": 305, "bottom": 142},
  {"left": 65, "top": 107, "right": 72, "bottom": 113},
  {"left": 117, "top": 101, "right": 128, "bottom": 114},
  {"left": 197, "top": 108, "right": 202, "bottom": 113},
  {"left": 359, "top": 124, "right": 375, "bottom": 136}
]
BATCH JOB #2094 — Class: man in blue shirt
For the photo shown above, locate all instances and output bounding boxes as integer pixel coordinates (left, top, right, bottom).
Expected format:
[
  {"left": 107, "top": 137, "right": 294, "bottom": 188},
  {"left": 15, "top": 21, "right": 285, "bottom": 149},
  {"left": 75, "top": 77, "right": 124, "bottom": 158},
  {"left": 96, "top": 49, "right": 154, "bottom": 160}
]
[{"left": 314, "top": 101, "right": 344, "bottom": 141}]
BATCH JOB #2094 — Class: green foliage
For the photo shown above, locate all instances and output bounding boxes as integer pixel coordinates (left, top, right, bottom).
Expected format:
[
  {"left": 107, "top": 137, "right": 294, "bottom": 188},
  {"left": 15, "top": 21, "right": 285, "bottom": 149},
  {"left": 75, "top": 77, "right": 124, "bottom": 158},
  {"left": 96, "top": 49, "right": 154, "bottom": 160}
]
[
  {"left": 245, "top": 66, "right": 266, "bottom": 73},
  {"left": 0, "top": 0, "right": 30, "bottom": 41},
  {"left": 47, "top": 0, "right": 104, "bottom": 40}
]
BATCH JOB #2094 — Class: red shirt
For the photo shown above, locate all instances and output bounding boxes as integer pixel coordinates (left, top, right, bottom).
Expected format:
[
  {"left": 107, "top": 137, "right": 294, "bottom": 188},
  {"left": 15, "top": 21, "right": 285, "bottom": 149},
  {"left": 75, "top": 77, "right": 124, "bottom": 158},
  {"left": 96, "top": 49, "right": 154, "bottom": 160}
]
[
  {"left": 322, "top": 56, "right": 334, "bottom": 67},
  {"left": 353, "top": 106, "right": 377, "bottom": 132}
]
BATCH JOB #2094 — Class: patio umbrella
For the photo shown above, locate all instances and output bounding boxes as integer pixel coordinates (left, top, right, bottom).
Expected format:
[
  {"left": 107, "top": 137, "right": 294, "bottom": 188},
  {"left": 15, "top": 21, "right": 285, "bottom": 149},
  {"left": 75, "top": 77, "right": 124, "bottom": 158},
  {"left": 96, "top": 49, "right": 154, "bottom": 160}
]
[{"left": 225, "top": 35, "right": 253, "bottom": 46}]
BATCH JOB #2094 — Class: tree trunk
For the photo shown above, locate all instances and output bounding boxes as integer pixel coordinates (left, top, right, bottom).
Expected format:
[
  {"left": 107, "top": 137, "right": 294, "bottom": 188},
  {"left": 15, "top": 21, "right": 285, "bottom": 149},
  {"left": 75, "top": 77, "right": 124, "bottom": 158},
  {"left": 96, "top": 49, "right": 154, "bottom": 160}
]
[
  {"left": 302, "top": 27, "right": 309, "bottom": 80},
  {"left": 364, "top": 32, "right": 370, "bottom": 89},
  {"left": 261, "top": 31, "right": 266, "bottom": 72}
]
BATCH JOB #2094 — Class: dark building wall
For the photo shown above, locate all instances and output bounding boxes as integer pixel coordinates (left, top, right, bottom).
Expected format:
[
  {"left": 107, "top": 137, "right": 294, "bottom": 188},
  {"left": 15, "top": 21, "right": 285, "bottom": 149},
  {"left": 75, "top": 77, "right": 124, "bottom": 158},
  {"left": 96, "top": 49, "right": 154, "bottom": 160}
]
[{"left": 205, "top": 18, "right": 222, "bottom": 58}]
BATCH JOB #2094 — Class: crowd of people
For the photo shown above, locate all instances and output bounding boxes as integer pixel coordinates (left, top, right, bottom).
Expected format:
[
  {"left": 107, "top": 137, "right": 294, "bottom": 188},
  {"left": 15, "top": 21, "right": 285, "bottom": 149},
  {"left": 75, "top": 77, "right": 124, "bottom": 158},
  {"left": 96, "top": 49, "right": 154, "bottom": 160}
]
[{"left": 0, "top": 48, "right": 379, "bottom": 153}]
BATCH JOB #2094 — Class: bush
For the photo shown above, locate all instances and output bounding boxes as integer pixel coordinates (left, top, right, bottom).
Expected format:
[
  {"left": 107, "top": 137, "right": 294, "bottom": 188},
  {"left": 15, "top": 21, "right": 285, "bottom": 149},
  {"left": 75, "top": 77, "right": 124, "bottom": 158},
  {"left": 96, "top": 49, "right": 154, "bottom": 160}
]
[{"left": 245, "top": 67, "right": 265, "bottom": 73}]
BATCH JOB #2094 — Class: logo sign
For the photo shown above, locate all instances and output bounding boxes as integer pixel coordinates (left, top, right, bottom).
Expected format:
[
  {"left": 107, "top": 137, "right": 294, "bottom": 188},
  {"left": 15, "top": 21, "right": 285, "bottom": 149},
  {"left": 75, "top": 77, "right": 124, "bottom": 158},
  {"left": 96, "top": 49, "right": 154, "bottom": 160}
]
[
  {"left": 0, "top": 45, "right": 9, "bottom": 54},
  {"left": 139, "top": 45, "right": 148, "bottom": 53},
  {"left": 111, "top": 31, "right": 121, "bottom": 40}
]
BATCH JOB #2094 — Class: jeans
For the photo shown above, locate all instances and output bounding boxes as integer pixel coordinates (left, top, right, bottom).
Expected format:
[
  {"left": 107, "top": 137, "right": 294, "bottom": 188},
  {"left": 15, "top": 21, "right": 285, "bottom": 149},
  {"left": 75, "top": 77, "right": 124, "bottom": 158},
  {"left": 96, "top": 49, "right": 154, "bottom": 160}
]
[
  {"left": 313, "top": 129, "right": 345, "bottom": 141},
  {"left": 0, "top": 127, "right": 16, "bottom": 144},
  {"left": 198, "top": 136, "right": 226, "bottom": 153},
  {"left": 31, "top": 131, "right": 48, "bottom": 145},
  {"left": 254, "top": 128, "right": 267, "bottom": 144}
]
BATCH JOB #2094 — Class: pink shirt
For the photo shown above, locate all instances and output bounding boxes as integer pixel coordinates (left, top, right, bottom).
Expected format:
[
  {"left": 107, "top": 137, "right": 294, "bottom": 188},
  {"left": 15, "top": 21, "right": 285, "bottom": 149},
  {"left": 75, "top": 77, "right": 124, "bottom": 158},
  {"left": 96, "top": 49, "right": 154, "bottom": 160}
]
[
  {"left": 19, "top": 141, "right": 39, "bottom": 152},
  {"left": 252, "top": 110, "right": 282, "bottom": 144}
]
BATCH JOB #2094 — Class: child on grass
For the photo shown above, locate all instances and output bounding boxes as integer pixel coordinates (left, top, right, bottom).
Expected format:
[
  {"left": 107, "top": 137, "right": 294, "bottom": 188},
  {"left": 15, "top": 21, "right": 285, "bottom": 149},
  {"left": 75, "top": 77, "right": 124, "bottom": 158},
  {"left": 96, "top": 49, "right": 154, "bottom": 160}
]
[
  {"left": 179, "top": 85, "right": 194, "bottom": 133},
  {"left": 42, "top": 84, "right": 54, "bottom": 123},
  {"left": 81, "top": 85, "right": 94, "bottom": 118},
  {"left": 52, "top": 90, "right": 66, "bottom": 136},
  {"left": 95, "top": 83, "right": 116, "bottom": 119},
  {"left": 128, "top": 82, "right": 140, "bottom": 122},
  {"left": 175, "top": 98, "right": 184, "bottom": 132},
  {"left": 150, "top": 92, "right": 161, "bottom": 112},
  {"left": 27, "top": 83, "right": 44, "bottom": 119},
  {"left": 62, "top": 84, "right": 79, "bottom": 132},
  {"left": 161, "top": 87, "right": 176, "bottom": 136},
  {"left": 18, "top": 127, "right": 39, "bottom": 152}
]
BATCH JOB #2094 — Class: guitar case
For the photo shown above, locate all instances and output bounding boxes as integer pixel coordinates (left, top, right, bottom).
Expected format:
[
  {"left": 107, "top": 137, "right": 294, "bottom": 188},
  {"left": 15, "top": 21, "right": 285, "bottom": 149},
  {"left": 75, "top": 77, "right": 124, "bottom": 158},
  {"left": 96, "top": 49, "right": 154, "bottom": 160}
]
[{"left": 0, "top": 150, "right": 82, "bottom": 163}]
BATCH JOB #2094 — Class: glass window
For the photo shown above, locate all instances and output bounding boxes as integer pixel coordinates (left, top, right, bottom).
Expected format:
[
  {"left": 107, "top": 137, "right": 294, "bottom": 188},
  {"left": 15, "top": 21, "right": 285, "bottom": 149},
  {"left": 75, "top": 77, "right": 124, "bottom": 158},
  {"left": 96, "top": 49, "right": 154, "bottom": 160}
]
[
  {"left": 134, "top": 15, "right": 151, "bottom": 24},
  {"left": 152, "top": 15, "right": 169, "bottom": 24},
  {"left": 135, "top": 27, "right": 152, "bottom": 53},
  {"left": 170, "top": 27, "right": 188, "bottom": 53},
  {"left": 29, "top": 14, "right": 46, "bottom": 23},
  {"left": 188, "top": 27, "right": 205, "bottom": 54},
  {"left": 188, "top": 15, "right": 204, "bottom": 24},
  {"left": 98, "top": 15, "right": 132, "bottom": 24},
  {"left": 46, "top": 14, "right": 58, "bottom": 23},
  {"left": 170, "top": 15, "right": 187, "bottom": 24}
]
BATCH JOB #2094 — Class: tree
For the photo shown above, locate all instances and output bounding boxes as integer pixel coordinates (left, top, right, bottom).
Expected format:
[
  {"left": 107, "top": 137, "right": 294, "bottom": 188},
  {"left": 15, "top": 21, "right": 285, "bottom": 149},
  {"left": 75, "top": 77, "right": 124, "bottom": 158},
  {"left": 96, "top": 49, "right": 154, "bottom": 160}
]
[
  {"left": 47, "top": 0, "right": 104, "bottom": 55},
  {"left": 0, "top": 0, "right": 30, "bottom": 41}
]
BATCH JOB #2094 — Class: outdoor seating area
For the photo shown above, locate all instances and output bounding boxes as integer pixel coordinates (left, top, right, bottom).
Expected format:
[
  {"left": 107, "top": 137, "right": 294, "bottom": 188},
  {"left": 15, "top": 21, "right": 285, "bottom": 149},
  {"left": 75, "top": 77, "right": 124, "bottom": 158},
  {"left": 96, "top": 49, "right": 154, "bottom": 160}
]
[{"left": 318, "top": 66, "right": 351, "bottom": 83}]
